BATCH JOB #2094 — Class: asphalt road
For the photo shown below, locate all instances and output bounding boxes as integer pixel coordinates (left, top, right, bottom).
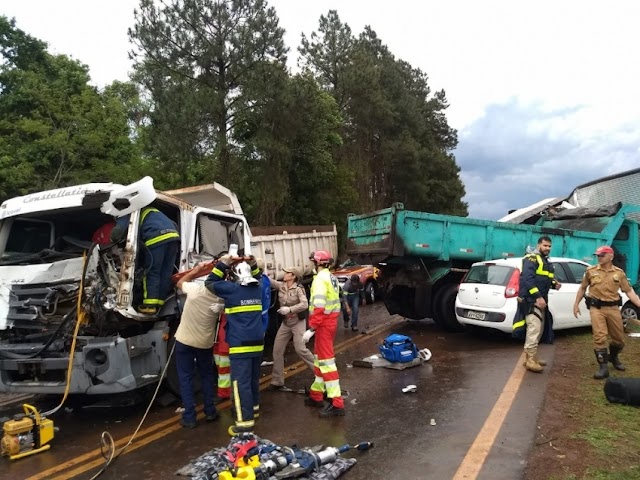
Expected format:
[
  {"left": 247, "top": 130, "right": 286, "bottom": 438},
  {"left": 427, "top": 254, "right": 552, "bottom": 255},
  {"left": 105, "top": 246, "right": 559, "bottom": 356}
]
[{"left": 0, "top": 303, "right": 553, "bottom": 480}]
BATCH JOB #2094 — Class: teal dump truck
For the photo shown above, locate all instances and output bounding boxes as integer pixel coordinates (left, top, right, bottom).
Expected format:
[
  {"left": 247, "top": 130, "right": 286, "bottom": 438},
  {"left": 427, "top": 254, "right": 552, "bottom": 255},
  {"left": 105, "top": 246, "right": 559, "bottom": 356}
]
[{"left": 346, "top": 202, "right": 640, "bottom": 331}]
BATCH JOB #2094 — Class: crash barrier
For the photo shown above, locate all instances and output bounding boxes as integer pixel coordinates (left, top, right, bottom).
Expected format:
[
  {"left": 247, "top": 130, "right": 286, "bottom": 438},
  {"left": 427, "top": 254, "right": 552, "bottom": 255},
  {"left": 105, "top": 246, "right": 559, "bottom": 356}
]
[{"left": 604, "top": 377, "right": 640, "bottom": 406}]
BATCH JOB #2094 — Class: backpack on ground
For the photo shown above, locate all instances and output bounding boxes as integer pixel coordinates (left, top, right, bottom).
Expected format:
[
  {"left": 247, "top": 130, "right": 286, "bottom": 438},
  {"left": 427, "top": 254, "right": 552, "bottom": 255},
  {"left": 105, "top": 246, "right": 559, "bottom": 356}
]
[{"left": 379, "top": 333, "right": 419, "bottom": 363}]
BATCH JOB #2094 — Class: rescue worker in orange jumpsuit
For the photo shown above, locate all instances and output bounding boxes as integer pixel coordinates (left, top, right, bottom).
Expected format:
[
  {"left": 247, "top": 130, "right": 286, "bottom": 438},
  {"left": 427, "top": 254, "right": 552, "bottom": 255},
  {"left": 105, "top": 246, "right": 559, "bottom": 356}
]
[{"left": 302, "top": 250, "right": 345, "bottom": 417}]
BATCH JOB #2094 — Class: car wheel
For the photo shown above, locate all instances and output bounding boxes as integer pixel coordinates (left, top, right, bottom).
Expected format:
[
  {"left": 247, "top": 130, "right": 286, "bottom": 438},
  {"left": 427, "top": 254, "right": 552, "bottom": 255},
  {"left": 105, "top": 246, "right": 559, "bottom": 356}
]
[
  {"left": 621, "top": 301, "right": 640, "bottom": 328},
  {"left": 364, "top": 281, "right": 376, "bottom": 304},
  {"left": 437, "top": 284, "right": 466, "bottom": 332}
]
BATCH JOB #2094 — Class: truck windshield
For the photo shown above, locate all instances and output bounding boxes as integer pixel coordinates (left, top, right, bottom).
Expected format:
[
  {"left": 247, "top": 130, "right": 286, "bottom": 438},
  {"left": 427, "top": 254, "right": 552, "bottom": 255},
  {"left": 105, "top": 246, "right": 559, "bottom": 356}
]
[
  {"left": 464, "top": 265, "right": 515, "bottom": 286},
  {"left": 0, "top": 208, "right": 114, "bottom": 265}
]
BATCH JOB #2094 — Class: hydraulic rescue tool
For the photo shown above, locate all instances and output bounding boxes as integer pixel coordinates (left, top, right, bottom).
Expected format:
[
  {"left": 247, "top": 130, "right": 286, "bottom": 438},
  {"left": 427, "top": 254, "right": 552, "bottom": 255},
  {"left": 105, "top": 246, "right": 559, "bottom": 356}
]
[
  {"left": 1, "top": 404, "right": 56, "bottom": 460},
  {"left": 209, "top": 435, "right": 374, "bottom": 480}
]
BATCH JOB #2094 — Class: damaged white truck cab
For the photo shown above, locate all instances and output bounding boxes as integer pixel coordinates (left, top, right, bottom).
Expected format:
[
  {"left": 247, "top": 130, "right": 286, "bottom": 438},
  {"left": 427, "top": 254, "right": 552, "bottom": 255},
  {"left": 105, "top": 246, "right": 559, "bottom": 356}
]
[{"left": 0, "top": 177, "right": 251, "bottom": 395}]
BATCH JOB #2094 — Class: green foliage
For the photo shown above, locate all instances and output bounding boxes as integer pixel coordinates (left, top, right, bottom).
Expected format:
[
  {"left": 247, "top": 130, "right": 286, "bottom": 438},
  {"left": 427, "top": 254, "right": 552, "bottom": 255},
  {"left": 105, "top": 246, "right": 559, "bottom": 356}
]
[{"left": 0, "top": 16, "right": 142, "bottom": 201}]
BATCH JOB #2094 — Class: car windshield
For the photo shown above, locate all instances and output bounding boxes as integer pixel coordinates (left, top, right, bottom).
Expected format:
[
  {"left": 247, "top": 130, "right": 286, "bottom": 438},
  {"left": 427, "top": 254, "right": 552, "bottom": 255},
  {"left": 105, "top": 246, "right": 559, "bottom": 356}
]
[
  {"left": 464, "top": 265, "right": 515, "bottom": 286},
  {"left": 339, "top": 259, "right": 358, "bottom": 269}
]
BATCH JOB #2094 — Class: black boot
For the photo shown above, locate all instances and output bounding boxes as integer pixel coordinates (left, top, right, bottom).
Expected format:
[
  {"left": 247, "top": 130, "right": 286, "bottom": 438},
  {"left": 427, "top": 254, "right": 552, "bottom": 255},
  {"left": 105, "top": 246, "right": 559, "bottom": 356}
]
[
  {"left": 609, "top": 344, "right": 626, "bottom": 371},
  {"left": 594, "top": 349, "right": 610, "bottom": 380}
]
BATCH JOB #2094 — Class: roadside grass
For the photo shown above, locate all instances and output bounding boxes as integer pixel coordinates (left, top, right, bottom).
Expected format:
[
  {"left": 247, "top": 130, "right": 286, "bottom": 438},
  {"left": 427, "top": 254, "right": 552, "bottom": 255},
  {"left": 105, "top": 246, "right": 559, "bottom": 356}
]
[{"left": 556, "top": 330, "right": 640, "bottom": 480}]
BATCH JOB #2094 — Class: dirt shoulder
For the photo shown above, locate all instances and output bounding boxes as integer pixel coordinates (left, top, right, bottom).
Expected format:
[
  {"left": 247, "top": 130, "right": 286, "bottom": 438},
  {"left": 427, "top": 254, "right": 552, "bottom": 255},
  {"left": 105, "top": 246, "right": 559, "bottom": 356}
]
[{"left": 525, "top": 328, "right": 640, "bottom": 480}]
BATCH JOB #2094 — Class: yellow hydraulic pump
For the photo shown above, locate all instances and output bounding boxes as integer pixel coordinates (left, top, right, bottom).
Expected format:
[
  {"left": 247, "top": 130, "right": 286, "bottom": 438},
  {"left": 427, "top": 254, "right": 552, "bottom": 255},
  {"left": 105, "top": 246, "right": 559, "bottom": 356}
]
[{"left": 1, "top": 404, "right": 55, "bottom": 461}]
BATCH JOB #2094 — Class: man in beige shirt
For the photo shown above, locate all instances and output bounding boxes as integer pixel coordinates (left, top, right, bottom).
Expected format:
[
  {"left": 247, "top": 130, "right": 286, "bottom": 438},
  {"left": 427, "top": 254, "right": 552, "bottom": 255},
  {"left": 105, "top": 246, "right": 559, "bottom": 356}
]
[{"left": 174, "top": 263, "right": 224, "bottom": 428}]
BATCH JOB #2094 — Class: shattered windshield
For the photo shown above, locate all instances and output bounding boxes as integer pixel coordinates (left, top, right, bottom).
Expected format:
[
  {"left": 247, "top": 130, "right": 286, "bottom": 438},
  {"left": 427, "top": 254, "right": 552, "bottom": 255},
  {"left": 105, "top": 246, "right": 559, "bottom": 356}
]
[{"left": 0, "top": 209, "right": 114, "bottom": 265}]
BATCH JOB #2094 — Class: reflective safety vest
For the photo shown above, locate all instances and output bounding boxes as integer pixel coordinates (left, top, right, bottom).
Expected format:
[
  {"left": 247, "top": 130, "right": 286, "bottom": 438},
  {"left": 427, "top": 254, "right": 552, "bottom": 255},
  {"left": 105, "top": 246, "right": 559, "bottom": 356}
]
[{"left": 309, "top": 268, "right": 341, "bottom": 314}]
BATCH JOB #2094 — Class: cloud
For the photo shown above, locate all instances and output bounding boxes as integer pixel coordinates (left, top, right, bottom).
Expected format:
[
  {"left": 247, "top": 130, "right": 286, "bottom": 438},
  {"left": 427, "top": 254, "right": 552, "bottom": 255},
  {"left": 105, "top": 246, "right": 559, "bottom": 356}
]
[{"left": 455, "top": 98, "right": 640, "bottom": 220}]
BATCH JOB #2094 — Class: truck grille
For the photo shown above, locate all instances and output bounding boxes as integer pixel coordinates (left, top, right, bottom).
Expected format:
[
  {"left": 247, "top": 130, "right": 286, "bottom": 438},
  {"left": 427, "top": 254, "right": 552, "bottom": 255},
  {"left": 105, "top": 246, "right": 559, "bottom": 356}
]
[{"left": 8, "top": 282, "right": 79, "bottom": 331}]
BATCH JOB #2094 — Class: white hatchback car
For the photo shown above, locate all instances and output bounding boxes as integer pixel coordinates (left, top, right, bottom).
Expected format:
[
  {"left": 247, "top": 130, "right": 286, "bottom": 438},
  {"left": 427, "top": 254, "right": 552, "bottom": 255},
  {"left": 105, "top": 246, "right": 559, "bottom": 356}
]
[{"left": 455, "top": 257, "right": 629, "bottom": 333}]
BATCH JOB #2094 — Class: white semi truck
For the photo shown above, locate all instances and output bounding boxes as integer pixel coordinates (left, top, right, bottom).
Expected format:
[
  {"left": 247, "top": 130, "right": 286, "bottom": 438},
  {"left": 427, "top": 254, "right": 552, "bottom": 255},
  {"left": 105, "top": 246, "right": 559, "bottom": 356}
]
[{"left": 0, "top": 178, "right": 336, "bottom": 397}]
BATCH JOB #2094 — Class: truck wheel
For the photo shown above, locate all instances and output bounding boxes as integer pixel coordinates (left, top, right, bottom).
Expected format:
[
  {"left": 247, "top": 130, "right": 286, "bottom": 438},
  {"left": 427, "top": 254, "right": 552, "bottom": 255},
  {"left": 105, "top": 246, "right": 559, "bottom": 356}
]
[
  {"left": 437, "top": 284, "right": 465, "bottom": 332},
  {"left": 364, "top": 282, "right": 376, "bottom": 304},
  {"left": 622, "top": 302, "right": 640, "bottom": 328}
]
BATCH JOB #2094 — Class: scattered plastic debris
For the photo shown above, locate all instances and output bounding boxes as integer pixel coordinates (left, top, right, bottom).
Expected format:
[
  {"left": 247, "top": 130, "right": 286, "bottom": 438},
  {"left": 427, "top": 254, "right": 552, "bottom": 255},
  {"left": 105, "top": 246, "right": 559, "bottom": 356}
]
[
  {"left": 418, "top": 348, "right": 432, "bottom": 361},
  {"left": 141, "top": 374, "right": 158, "bottom": 379},
  {"left": 402, "top": 384, "right": 417, "bottom": 394},
  {"left": 430, "top": 418, "right": 436, "bottom": 426},
  {"left": 350, "top": 399, "right": 358, "bottom": 405},
  {"left": 261, "top": 361, "right": 274, "bottom": 367},
  {"left": 175, "top": 407, "right": 186, "bottom": 413},
  {"left": 346, "top": 363, "right": 353, "bottom": 368}
]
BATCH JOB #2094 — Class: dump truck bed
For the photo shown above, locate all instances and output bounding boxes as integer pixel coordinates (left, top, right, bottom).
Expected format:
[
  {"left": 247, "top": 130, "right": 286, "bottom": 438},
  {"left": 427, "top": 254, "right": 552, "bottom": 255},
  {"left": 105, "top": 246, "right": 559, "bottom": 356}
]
[{"left": 346, "top": 205, "right": 618, "bottom": 265}]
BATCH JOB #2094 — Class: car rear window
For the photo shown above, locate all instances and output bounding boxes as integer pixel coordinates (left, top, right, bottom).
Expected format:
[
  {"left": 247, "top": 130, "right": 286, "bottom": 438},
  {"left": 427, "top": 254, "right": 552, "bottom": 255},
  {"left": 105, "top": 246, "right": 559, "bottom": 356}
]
[{"left": 464, "top": 265, "right": 515, "bottom": 286}]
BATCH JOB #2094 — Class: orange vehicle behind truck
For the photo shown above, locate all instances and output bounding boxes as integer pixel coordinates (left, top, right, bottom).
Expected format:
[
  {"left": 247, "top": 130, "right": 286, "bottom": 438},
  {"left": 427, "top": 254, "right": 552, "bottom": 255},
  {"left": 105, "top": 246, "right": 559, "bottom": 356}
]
[{"left": 332, "top": 260, "right": 381, "bottom": 304}]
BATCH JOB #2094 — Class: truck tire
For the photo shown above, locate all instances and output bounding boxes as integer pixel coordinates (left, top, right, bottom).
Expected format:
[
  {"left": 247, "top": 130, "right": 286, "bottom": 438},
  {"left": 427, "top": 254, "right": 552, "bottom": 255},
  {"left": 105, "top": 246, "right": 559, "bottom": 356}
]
[
  {"left": 364, "top": 281, "right": 376, "bottom": 304},
  {"left": 437, "top": 284, "right": 465, "bottom": 332}
]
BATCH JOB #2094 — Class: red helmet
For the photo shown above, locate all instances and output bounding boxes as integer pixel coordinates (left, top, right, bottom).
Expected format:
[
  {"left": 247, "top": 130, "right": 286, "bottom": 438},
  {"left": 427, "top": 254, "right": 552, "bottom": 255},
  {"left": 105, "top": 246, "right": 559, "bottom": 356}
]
[{"left": 311, "top": 250, "right": 333, "bottom": 265}]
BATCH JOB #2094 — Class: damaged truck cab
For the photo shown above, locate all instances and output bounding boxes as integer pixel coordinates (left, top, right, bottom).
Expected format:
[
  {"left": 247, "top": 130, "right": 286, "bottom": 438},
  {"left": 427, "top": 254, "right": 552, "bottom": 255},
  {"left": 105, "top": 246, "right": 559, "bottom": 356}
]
[{"left": 0, "top": 177, "right": 251, "bottom": 395}]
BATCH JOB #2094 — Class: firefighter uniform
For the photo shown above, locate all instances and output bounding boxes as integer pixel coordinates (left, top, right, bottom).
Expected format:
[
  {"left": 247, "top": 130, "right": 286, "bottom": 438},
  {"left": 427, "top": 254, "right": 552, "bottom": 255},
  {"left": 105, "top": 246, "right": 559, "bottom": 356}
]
[
  {"left": 580, "top": 264, "right": 629, "bottom": 352},
  {"left": 513, "top": 252, "right": 557, "bottom": 371},
  {"left": 112, "top": 207, "right": 180, "bottom": 313},
  {"left": 205, "top": 260, "right": 263, "bottom": 434},
  {"left": 308, "top": 268, "right": 344, "bottom": 409}
]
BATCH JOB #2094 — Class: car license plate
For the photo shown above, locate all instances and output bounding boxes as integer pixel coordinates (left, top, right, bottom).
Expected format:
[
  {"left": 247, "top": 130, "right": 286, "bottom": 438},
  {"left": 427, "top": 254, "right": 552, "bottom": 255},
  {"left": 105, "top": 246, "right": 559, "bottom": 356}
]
[{"left": 466, "top": 311, "right": 486, "bottom": 320}]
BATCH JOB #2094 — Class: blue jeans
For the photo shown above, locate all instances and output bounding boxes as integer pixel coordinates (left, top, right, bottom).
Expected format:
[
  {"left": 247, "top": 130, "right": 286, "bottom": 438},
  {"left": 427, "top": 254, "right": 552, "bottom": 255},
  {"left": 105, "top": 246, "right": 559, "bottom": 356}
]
[
  {"left": 345, "top": 294, "right": 360, "bottom": 327},
  {"left": 175, "top": 340, "right": 216, "bottom": 423}
]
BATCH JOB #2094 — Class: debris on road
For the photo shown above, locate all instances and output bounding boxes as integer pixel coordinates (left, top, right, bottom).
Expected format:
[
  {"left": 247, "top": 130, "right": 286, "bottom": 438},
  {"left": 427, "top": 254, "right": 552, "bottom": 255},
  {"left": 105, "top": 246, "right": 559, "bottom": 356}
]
[{"left": 402, "top": 385, "right": 417, "bottom": 394}]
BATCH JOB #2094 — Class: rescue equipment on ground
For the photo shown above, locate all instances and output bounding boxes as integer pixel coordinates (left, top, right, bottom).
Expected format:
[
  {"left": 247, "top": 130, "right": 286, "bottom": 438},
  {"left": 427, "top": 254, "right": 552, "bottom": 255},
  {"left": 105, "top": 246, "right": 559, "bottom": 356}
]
[
  {"left": 1, "top": 404, "right": 56, "bottom": 460},
  {"left": 176, "top": 433, "right": 373, "bottom": 480},
  {"left": 378, "top": 333, "right": 419, "bottom": 363}
]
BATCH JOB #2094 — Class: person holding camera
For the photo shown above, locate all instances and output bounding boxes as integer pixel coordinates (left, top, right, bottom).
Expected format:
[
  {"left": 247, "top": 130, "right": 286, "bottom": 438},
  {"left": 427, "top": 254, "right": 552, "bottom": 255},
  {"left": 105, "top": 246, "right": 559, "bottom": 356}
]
[
  {"left": 266, "top": 267, "right": 314, "bottom": 390},
  {"left": 573, "top": 245, "right": 640, "bottom": 379}
]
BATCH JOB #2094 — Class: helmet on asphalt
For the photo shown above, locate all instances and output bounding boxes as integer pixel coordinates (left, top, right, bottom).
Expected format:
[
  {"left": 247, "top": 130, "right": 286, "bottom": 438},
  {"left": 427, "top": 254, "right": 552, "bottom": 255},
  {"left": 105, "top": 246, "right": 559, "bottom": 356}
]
[
  {"left": 310, "top": 250, "right": 333, "bottom": 266},
  {"left": 231, "top": 261, "right": 259, "bottom": 286}
]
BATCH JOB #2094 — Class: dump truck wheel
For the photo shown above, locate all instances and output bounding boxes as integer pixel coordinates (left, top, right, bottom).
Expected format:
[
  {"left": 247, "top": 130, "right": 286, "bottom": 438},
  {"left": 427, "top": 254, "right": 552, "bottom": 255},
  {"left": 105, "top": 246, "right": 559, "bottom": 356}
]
[{"left": 437, "top": 284, "right": 465, "bottom": 332}]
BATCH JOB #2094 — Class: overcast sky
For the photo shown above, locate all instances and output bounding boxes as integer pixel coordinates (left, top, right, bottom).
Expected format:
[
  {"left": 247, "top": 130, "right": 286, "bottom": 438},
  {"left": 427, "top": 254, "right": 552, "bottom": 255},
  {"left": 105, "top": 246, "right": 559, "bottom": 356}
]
[{"left": 3, "top": 0, "right": 639, "bottom": 219}]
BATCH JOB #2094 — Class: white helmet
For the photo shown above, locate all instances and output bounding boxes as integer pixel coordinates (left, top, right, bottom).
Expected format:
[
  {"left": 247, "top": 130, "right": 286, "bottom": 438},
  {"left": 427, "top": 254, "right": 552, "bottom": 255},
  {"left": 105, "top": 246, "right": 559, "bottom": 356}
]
[{"left": 231, "top": 261, "right": 259, "bottom": 286}]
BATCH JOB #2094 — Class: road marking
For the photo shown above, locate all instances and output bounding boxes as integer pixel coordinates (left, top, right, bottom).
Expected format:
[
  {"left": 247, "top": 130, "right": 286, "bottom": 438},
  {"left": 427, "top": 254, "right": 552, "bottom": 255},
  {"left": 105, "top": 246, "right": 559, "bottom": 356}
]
[
  {"left": 27, "top": 318, "right": 401, "bottom": 480},
  {"left": 452, "top": 352, "right": 527, "bottom": 480}
]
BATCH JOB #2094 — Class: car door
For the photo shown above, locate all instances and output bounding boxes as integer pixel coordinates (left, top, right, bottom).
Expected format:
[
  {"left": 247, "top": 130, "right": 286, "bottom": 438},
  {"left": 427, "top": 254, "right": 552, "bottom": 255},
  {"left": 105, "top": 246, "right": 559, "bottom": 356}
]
[{"left": 548, "top": 261, "right": 588, "bottom": 329}]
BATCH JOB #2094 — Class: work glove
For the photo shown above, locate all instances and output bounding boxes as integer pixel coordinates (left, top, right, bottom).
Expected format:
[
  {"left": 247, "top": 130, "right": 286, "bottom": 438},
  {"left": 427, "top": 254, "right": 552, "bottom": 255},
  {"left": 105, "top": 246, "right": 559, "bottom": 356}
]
[
  {"left": 277, "top": 306, "right": 291, "bottom": 315},
  {"left": 218, "top": 254, "right": 232, "bottom": 266},
  {"left": 302, "top": 329, "right": 315, "bottom": 344}
]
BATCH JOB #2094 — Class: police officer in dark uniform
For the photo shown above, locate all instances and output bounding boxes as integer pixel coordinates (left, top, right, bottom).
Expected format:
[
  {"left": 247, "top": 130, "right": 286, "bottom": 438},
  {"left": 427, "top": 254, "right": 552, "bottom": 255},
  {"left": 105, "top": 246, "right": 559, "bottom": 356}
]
[
  {"left": 573, "top": 245, "right": 640, "bottom": 379},
  {"left": 110, "top": 207, "right": 180, "bottom": 314},
  {"left": 513, "top": 236, "right": 561, "bottom": 372},
  {"left": 205, "top": 255, "right": 264, "bottom": 436}
]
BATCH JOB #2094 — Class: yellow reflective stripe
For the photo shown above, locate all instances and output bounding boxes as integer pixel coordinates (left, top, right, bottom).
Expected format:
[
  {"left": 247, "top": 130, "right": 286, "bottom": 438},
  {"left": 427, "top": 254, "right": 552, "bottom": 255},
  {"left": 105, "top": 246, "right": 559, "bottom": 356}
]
[
  {"left": 229, "top": 345, "right": 264, "bottom": 354},
  {"left": 143, "top": 299, "right": 164, "bottom": 305},
  {"left": 319, "top": 363, "right": 338, "bottom": 374},
  {"left": 533, "top": 255, "right": 553, "bottom": 277},
  {"left": 225, "top": 305, "right": 262, "bottom": 314},
  {"left": 140, "top": 207, "right": 159, "bottom": 224},
  {"left": 215, "top": 355, "right": 230, "bottom": 367},
  {"left": 218, "top": 376, "right": 231, "bottom": 388},
  {"left": 145, "top": 231, "right": 179, "bottom": 247},
  {"left": 314, "top": 294, "right": 328, "bottom": 301},
  {"left": 513, "top": 319, "right": 526, "bottom": 331},
  {"left": 548, "top": 273, "right": 555, "bottom": 278},
  {"left": 325, "top": 380, "right": 342, "bottom": 398},
  {"left": 212, "top": 267, "right": 224, "bottom": 278},
  {"left": 529, "top": 287, "right": 540, "bottom": 295},
  {"left": 232, "top": 380, "right": 243, "bottom": 422},
  {"left": 251, "top": 267, "right": 260, "bottom": 276},
  {"left": 236, "top": 420, "right": 254, "bottom": 428}
]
